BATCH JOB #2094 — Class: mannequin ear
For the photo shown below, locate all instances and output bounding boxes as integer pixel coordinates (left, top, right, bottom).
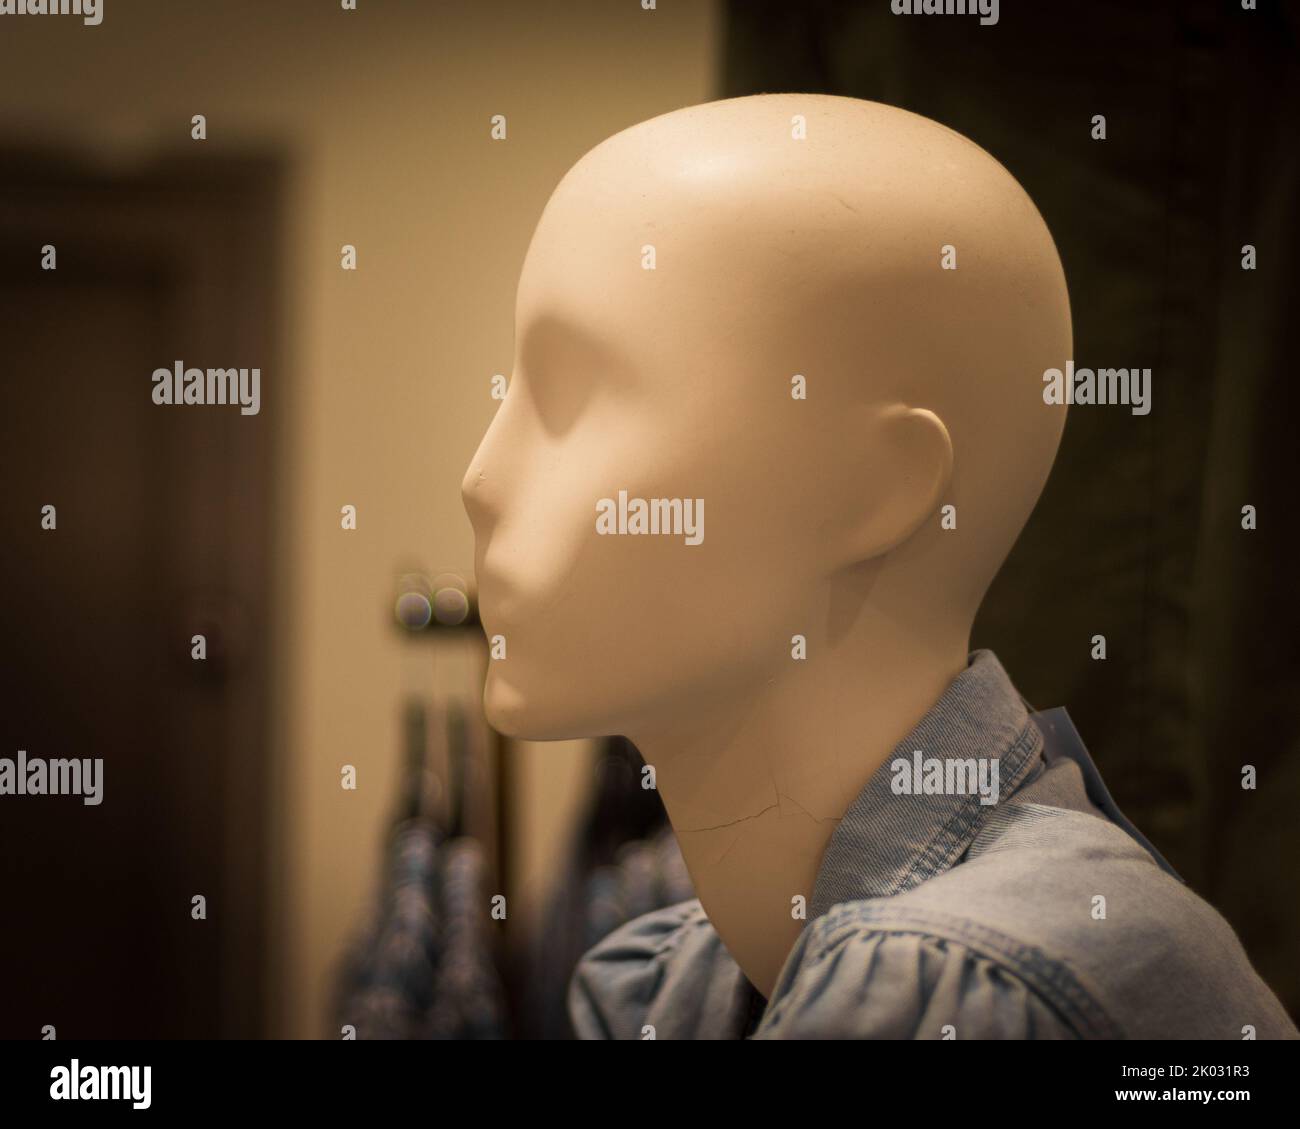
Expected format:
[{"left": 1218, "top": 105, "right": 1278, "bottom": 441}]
[{"left": 835, "top": 403, "right": 953, "bottom": 566}]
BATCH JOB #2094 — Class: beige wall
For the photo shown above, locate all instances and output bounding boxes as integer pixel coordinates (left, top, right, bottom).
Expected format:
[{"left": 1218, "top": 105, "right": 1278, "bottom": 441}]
[{"left": 0, "top": 0, "right": 719, "bottom": 1037}]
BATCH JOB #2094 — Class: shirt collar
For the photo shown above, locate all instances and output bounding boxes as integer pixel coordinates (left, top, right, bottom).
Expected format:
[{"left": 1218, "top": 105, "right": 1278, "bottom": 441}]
[{"left": 808, "top": 649, "right": 1043, "bottom": 919}]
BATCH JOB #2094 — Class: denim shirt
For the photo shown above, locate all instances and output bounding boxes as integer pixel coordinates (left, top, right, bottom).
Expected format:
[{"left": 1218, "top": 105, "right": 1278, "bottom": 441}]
[{"left": 568, "top": 650, "right": 1299, "bottom": 1039}]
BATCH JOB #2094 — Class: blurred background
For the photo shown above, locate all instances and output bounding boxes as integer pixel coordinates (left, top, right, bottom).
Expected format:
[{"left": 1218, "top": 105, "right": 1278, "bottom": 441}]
[{"left": 0, "top": 0, "right": 1296, "bottom": 1039}]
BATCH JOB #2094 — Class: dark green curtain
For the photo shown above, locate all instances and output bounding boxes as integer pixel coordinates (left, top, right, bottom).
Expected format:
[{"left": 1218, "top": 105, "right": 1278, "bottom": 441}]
[{"left": 723, "top": 0, "right": 1300, "bottom": 1018}]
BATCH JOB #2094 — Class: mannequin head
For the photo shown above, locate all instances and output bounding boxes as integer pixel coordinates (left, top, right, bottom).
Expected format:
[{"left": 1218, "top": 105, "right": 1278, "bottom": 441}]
[{"left": 463, "top": 94, "right": 1070, "bottom": 745}]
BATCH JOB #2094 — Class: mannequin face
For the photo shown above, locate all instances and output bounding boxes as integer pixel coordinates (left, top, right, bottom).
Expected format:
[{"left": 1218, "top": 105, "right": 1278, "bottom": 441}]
[
  {"left": 462, "top": 95, "right": 1069, "bottom": 744},
  {"left": 461, "top": 176, "right": 857, "bottom": 741}
]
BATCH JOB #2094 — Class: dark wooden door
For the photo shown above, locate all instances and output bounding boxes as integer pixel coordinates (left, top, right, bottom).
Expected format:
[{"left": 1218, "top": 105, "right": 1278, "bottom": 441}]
[{"left": 0, "top": 150, "right": 280, "bottom": 1038}]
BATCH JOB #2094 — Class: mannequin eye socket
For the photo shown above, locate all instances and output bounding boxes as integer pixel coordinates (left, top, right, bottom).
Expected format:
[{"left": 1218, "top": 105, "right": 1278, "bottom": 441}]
[
  {"left": 517, "top": 314, "right": 623, "bottom": 436},
  {"left": 522, "top": 363, "right": 596, "bottom": 437}
]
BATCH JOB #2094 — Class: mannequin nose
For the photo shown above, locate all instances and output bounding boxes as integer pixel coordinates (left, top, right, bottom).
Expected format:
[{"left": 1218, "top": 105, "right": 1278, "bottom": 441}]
[{"left": 462, "top": 382, "right": 525, "bottom": 529}]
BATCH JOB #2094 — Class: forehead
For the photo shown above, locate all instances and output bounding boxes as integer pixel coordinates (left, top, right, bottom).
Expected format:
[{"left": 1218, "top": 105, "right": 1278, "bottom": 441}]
[
  {"left": 514, "top": 193, "right": 667, "bottom": 375},
  {"left": 514, "top": 149, "right": 807, "bottom": 364},
  {"left": 517, "top": 144, "right": 680, "bottom": 303}
]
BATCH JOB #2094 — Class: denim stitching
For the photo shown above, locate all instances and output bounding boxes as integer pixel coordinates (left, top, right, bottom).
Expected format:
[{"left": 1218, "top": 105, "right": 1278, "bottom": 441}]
[{"left": 890, "top": 719, "right": 1042, "bottom": 896}]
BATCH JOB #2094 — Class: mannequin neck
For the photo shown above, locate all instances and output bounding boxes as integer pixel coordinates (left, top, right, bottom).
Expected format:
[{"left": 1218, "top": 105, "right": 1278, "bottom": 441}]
[{"left": 630, "top": 607, "right": 970, "bottom": 998}]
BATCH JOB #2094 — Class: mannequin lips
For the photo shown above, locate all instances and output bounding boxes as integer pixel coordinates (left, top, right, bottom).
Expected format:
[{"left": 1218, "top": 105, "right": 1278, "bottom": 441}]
[{"left": 472, "top": 563, "right": 521, "bottom": 629}]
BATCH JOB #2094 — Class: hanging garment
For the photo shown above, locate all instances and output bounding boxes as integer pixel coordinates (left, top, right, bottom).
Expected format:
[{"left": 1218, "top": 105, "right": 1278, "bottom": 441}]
[
  {"left": 519, "top": 738, "right": 698, "bottom": 1038},
  {"left": 422, "top": 837, "right": 508, "bottom": 1039},
  {"left": 334, "top": 817, "right": 443, "bottom": 1040}
]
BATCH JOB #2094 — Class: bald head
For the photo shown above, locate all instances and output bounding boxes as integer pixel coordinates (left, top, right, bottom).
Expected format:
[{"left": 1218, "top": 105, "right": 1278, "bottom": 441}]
[{"left": 465, "top": 95, "right": 1070, "bottom": 740}]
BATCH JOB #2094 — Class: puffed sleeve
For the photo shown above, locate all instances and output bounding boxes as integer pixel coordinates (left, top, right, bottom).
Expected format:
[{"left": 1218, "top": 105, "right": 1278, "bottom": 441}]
[
  {"left": 568, "top": 899, "right": 758, "bottom": 1040},
  {"left": 756, "top": 926, "right": 1080, "bottom": 1040}
]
